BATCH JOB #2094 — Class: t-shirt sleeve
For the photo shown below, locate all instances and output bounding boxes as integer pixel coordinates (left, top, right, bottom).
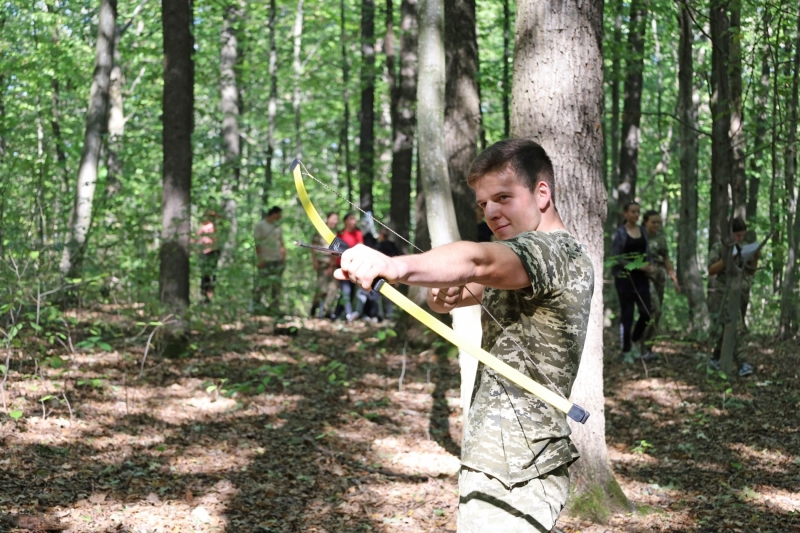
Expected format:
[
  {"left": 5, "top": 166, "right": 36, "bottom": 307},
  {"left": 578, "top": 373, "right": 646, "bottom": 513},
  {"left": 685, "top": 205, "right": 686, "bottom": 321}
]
[{"left": 497, "top": 232, "right": 561, "bottom": 298}]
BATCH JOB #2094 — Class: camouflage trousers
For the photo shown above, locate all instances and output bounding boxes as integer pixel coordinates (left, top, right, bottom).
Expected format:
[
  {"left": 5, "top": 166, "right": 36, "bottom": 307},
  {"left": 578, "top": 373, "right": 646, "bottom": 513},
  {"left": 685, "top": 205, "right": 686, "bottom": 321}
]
[
  {"left": 707, "top": 288, "right": 747, "bottom": 366},
  {"left": 457, "top": 465, "right": 569, "bottom": 533},
  {"left": 314, "top": 267, "right": 340, "bottom": 317},
  {"left": 643, "top": 266, "right": 667, "bottom": 347},
  {"left": 253, "top": 261, "right": 285, "bottom": 315}
]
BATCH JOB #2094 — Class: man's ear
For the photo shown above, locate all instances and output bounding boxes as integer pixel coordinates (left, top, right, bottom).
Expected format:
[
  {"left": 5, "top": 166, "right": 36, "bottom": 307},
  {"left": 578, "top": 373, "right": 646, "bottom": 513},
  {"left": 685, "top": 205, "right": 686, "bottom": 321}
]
[{"left": 536, "top": 181, "right": 552, "bottom": 210}]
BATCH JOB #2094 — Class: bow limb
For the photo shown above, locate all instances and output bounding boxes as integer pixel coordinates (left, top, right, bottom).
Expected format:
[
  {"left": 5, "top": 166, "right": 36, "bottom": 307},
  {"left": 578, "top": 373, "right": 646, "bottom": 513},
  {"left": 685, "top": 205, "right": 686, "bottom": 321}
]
[
  {"left": 373, "top": 281, "right": 588, "bottom": 423},
  {"left": 291, "top": 158, "right": 589, "bottom": 424},
  {"left": 292, "top": 159, "right": 337, "bottom": 246}
]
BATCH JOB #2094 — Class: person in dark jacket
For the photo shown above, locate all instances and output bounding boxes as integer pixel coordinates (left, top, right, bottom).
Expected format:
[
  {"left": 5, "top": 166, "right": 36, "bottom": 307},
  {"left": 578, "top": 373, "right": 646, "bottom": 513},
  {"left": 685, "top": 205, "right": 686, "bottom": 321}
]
[{"left": 610, "top": 202, "right": 655, "bottom": 362}]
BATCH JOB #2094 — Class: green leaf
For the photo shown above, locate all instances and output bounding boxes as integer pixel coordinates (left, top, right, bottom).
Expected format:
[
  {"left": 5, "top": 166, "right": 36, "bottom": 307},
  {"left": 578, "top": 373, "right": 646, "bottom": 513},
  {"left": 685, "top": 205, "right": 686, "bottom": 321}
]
[
  {"left": 97, "top": 342, "right": 113, "bottom": 351},
  {"left": 731, "top": 462, "right": 743, "bottom": 470},
  {"left": 9, "top": 410, "right": 23, "bottom": 420},
  {"left": 40, "top": 395, "right": 54, "bottom": 402},
  {"left": 0, "top": 365, "right": 6, "bottom": 376}
]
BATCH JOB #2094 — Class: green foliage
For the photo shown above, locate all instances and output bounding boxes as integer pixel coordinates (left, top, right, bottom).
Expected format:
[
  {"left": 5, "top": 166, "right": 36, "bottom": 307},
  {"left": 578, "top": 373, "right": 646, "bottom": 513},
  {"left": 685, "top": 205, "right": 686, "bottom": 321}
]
[{"left": 632, "top": 439, "right": 654, "bottom": 454}]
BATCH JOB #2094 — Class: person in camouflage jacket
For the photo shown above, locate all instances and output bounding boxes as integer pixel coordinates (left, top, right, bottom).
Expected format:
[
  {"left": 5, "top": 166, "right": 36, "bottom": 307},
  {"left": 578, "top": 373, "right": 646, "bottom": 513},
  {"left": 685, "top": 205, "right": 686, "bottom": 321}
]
[
  {"left": 707, "top": 218, "right": 759, "bottom": 376},
  {"left": 641, "top": 210, "right": 680, "bottom": 351},
  {"left": 333, "top": 140, "right": 594, "bottom": 532}
]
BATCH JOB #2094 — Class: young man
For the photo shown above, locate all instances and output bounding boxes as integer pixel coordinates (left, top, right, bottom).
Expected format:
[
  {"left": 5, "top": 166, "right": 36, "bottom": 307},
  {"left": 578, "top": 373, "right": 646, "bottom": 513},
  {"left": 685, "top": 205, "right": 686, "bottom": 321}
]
[
  {"left": 707, "top": 217, "right": 759, "bottom": 377},
  {"left": 334, "top": 139, "right": 594, "bottom": 532},
  {"left": 253, "top": 206, "right": 286, "bottom": 315}
]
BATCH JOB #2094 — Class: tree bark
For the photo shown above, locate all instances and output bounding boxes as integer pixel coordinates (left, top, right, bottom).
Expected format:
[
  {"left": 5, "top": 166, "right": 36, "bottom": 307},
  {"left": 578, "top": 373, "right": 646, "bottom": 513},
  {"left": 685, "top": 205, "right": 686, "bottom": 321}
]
[
  {"left": 747, "top": 13, "right": 770, "bottom": 227},
  {"left": 608, "top": 0, "right": 623, "bottom": 198},
  {"left": 219, "top": 1, "right": 243, "bottom": 268},
  {"left": 340, "top": 0, "right": 354, "bottom": 205},
  {"left": 616, "top": 0, "right": 647, "bottom": 212},
  {"left": 105, "top": 25, "right": 124, "bottom": 197},
  {"left": 709, "top": 0, "right": 732, "bottom": 248},
  {"left": 676, "top": 1, "right": 709, "bottom": 334},
  {"left": 293, "top": 0, "right": 304, "bottom": 159},
  {"left": 444, "top": 0, "right": 479, "bottom": 243},
  {"left": 359, "top": 0, "right": 376, "bottom": 212},
  {"left": 159, "top": 0, "right": 193, "bottom": 312},
  {"left": 779, "top": 0, "right": 800, "bottom": 339},
  {"left": 60, "top": 0, "right": 117, "bottom": 282},
  {"left": 389, "top": 0, "right": 418, "bottom": 254},
  {"left": 512, "top": 0, "right": 618, "bottom": 513},
  {"left": 264, "top": 0, "right": 277, "bottom": 209},
  {"left": 729, "top": 3, "right": 746, "bottom": 221},
  {"left": 501, "top": 0, "right": 511, "bottom": 138}
]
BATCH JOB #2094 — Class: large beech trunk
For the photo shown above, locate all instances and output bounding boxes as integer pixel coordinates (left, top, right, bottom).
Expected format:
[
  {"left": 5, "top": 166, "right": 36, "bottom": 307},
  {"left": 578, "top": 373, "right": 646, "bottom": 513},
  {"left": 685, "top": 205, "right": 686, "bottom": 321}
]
[
  {"left": 60, "top": 0, "right": 117, "bottom": 282},
  {"left": 388, "top": 0, "right": 417, "bottom": 254},
  {"left": 359, "top": 0, "right": 376, "bottom": 212},
  {"left": 159, "top": 0, "right": 193, "bottom": 312},
  {"left": 444, "top": 0, "right": 479, "bottom": 242},
  {"left": 219, "top": 1, "right": 243, "bottom": 268},
  {"left": 676, "top": 1, "right": 709, "bottom": 333},
  {"left": 615, "top": 0, "right": 647, "bottom": 213},
  {"left": 512, "top": 0, "right": 622, "bottom": 513}
]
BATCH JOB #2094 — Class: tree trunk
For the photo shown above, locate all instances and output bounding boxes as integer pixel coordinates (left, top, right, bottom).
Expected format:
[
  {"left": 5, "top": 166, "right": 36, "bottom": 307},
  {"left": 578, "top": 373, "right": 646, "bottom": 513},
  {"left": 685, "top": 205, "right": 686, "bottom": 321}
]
[
  {"left": 747, "top": 12, "right": 770, "bottom": 227},
  {"left": 501, "top": 0, "right": 510, "bottom": 138},
  {"left": 770, "top": 21, "right": 783, "bottom": 292},
  {"left": 512, "top": 0, "right": 619, "bottom": 516},
  {"left": 159, "top": 0, "right": 193, "bottom": 313},
  {"left": 779, "top": 0, "right": 800, "bottom": 339},
  {"left": 60, "top": 0, "right": 117, "bottom": 282},
  {"left": 418, "top": 0, "right": 480, "bottom": 450},
  {"left": 389, "top": 0, "right": 418, "bottom": 254},
  {"left": 709, "top": 0, "right": 732, "bottom": 248},
  {"left": 676, "top": 1, "right": 709, "bottom": 334},
  {"left": 293, "top": 0, "right": 304, "bottom": 159},
  {"left": 106, "top": 25, "right": 124, "bottom": 197},
  {"left": 219, "top": 1, "right": 243, "bottom": 268},
  {"left": 50, "top": 79, "right": 68, "bottom": 189},
  {"left": 264, "top": 0, "right": 277, "bottom": 209},
  {"left": 340, "top": 0, "right": 354, "bottom": 205},
  {"left": 359, "top": 0, "right": 376, "bottom": 212},
  {"left": 616, "top": 0, "right": 647, "bottom": 212},
  {"left": 729, "top": 3, "right": 746, "bottom": 221},
  {"left": 444, "top": 0, "right": 479, "bottom": 243},
  {"left": 609, "top": 0, "right": 623, "bottom": 197}
]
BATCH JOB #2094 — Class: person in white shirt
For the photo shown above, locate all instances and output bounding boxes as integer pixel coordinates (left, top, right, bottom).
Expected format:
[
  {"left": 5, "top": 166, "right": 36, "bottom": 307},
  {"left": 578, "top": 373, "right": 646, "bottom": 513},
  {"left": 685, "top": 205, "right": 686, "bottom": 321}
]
[{"left": 253, "top": 206, "right": 286, "bottom": 315}]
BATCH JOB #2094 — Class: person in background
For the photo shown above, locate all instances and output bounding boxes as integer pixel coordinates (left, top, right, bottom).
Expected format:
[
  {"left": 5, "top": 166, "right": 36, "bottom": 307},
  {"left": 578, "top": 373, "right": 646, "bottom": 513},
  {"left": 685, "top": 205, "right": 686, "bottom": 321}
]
[
  {"left": 352, "top": 212, "right": 381, "bottom": 322},
  {"left": 641, "top": 210, "right": 680, "bottom": 356},
  {"left": 707, "top": 217, "right": 759, "bottom": 377},
  {"left": 253, "top": 206, "right": 286, "bottom": 315},
  {"left": 336, "top": 213, "right": 363, "bottom": 322},
  {"left": 610, "top": 201, "right": 656, "bottom": 362},
  {"left": 311, "top": 212, "right": 341, "bottom": 318},
  {"left": 196, "top": 210, "right": 221, "bottom": 303}
]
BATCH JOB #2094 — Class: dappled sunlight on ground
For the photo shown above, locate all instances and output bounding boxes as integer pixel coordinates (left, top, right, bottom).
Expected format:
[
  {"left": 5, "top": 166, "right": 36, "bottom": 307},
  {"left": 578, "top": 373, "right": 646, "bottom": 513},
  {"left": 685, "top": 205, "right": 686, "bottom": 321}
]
[{"left": 2, "top": 309, "right": 798, "bottom": 532}]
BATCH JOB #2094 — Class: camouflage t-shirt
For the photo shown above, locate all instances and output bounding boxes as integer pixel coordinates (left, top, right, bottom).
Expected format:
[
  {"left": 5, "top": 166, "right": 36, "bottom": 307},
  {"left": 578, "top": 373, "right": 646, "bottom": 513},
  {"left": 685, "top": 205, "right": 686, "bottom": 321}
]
[
  {"left": 461, "top": 230, "right": 594, "bottom": 486},
  {"left": 648, "top": 232, "right": 669, "bottom": 266}
]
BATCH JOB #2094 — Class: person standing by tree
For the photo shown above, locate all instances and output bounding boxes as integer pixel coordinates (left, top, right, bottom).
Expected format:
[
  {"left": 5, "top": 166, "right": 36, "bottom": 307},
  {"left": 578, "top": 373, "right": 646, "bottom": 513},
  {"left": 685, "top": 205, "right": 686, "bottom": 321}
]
[
  {"left": 334, "top": 141, "right": 593, "bottom": 532},
  {"left": 311, "top": 212, "right": 341, "bottom": 318},
  {"left": 196, "top": 211, "right": 221, "bottom": 303},
  {"left": 253, "top": 206, "right": 286, "bottom": 315},
  {"left": 610, "top": 201, "right": 655, "bottom": 362},
  {"left": 642, "top": 210, "right": 680, "bottom": 356},
  {"left": 707, "top": 217, "right": 759, "bottom": 376}
]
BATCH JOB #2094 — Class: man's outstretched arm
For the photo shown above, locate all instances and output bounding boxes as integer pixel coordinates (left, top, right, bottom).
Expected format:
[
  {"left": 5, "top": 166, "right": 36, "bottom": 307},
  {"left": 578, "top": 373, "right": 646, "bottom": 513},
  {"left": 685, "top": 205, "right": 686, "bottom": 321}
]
[{"left": 335, "top": 240, "right": 530, "bottom": 292}]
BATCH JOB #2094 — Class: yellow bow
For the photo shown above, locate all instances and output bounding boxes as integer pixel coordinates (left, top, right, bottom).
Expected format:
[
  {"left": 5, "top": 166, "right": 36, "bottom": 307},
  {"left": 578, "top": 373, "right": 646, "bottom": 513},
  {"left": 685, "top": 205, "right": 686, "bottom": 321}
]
[{"left": 292, "top": 159, "right": 589, "bottom": 423}]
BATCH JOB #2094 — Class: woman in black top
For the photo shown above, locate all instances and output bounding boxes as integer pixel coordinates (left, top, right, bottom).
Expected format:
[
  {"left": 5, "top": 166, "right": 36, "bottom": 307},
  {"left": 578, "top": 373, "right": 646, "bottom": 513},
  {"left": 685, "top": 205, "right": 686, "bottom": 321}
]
[{"left": 610, "top": 202, "right": 655, "bottom": 361}]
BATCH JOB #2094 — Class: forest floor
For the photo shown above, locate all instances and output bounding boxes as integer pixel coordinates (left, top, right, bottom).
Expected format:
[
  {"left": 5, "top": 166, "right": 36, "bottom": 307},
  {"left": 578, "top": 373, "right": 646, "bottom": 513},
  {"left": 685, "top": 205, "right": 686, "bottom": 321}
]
[{"left": 0, "top": 305, "right": 798, "bottom": 533}]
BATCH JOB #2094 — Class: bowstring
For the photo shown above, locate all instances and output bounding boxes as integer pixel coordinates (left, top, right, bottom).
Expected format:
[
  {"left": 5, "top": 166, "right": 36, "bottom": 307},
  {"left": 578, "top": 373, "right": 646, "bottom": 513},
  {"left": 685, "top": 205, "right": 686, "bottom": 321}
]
[{"left": 298, "top": 162, "right": 568, "bottom": 401}]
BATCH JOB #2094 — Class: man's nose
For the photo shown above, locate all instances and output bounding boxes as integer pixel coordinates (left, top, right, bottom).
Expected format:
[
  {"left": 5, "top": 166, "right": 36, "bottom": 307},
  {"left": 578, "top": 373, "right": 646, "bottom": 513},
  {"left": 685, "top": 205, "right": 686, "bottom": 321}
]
[{"left": 484, "top": 202, "right": 499, "bottom": 219}]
